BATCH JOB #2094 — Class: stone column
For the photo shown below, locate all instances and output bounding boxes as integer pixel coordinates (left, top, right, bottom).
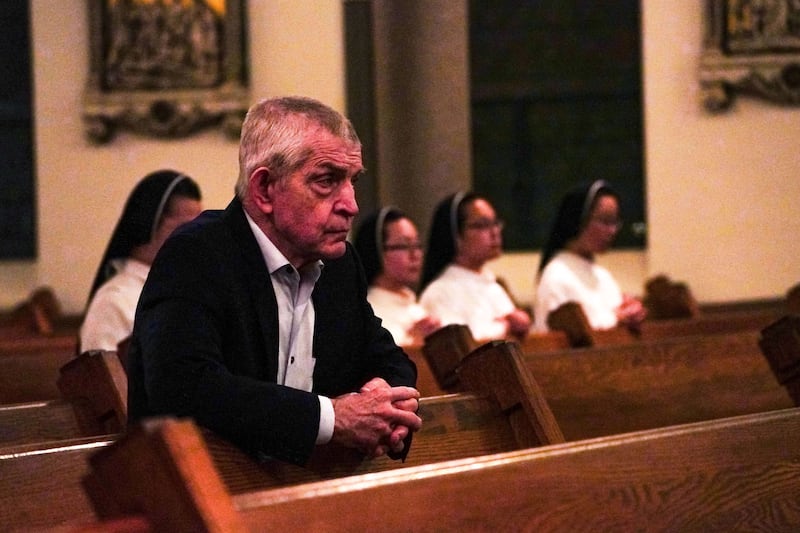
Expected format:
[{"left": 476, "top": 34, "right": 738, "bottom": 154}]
[{"left": 372, "top": 0, "right": 471, "bottom": 241}]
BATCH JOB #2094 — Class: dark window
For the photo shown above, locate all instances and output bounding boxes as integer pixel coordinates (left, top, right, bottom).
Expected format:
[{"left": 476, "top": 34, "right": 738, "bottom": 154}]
[
  {"left": 0, "top": 0, "right": 35, "bottom": 259},
  {"left": 470, "top": 1, "right": 645, "bottom": 250}
]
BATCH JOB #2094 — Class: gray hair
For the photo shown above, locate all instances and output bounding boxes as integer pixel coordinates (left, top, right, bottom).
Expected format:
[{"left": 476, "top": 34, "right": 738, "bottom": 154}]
[{"left": 235, "top": 96, "right": 361, "bottom": 198}]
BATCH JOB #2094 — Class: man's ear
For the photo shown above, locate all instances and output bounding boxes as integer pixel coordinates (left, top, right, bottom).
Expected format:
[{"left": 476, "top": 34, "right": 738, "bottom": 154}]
[{"left": 249, "top": 167, "right": 274, "bottom": 214}]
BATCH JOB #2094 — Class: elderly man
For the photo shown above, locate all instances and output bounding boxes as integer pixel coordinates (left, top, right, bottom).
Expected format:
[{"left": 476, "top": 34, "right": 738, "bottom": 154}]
[{"left": 127, "top": 96, "right": 420, "bottom": 465}]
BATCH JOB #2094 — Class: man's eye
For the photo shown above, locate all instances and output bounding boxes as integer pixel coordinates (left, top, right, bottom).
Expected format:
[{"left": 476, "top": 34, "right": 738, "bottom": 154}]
[{"left": 315, "top": 176, "right": 336, "bottom": 188}]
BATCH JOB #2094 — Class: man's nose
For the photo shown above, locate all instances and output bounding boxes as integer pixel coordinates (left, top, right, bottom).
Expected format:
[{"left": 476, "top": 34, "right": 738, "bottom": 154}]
[{"left": 336, "top": 181, "right": 359, "bottom": 216}]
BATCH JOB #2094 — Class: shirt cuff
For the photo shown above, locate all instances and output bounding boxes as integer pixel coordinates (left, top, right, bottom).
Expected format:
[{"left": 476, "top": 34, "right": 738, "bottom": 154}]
[{"left": 316, "top": 395, "right": 335, "bottom": 444}]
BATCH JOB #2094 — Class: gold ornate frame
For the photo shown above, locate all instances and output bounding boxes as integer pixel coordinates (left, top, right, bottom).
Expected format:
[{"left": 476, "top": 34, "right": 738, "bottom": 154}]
[
  {"left": 701, "top": 0, "right": 800, "bottom": 111},
  {"left": 83, "top": 0, "right": 249, "bottom": 143}
]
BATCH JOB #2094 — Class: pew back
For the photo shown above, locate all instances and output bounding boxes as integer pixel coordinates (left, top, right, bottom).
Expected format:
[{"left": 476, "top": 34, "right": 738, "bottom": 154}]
[
  {"left": 0, "top": 336, "right": 77, "bottom": 403},
  {"left": 0, "top": 393, "right": 525, "bottom": 531},
  {"left": 440, "top": 324, "right": 794, "bottom": 441},
  {"left": 525, "top": 328, "right": 793, "bottom": 440},
  {"left": 524, "top": 331, "right": 793, "bottom": 440},
  {"left": 0, "top": 400, "right": 81, "bottom": 446},
  {"left": 58, "top": 350, "right": 128, "bottom": 435},
  {"left": 0, "top": 436, "right": 115, "bottom": 532},
  {"left": 759, "top": 314, "right": 800, "bottom": 405},
  {"left": 207, "top": 393, "right": 524, "bottom": 494},
  {"left": 78, "top": 409, "right": 800, "bottom": 532}
]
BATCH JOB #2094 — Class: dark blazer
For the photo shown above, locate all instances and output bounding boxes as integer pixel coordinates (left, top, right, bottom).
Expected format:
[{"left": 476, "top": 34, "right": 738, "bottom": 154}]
[{"left": 127, "top": 197, "right": 417, "bottom": 465}]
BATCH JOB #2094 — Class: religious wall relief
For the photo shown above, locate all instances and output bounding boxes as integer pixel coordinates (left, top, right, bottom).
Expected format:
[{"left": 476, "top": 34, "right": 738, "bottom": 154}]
[{"left": 83, "top": 0, "right": 249, "bottom": 143}]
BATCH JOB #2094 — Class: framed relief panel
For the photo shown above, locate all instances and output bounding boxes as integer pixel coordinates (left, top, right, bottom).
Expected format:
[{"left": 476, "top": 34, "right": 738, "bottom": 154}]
[
  {"left": 701, "top": 0, "right": 800, "bottom": 111},
  {"left": 83, "top": 0, "right": 249, "bottom": 143}
]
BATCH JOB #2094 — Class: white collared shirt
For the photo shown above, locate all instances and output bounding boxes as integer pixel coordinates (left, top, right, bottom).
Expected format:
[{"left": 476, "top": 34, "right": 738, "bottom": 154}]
[{"left": 245, "top": 212, "right": 334, "bottom": 444}]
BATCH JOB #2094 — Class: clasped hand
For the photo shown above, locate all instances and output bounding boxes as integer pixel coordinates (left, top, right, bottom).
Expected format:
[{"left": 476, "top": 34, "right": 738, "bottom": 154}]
[
  {"left": 616, "top": 294, "right": 647, "bottom": 331},
  {"left": 331, "top": 377, "right": 422, "bottom": 458}
]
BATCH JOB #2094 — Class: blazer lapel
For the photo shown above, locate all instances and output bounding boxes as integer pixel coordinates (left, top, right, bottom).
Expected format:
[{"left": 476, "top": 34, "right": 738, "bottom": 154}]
[{"left": 223, "top": 198, "right": 280, "bottom": 378}]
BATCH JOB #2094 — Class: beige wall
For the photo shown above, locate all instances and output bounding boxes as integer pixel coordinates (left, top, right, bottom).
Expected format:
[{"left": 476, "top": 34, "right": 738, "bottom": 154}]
[
  {"left": 0, "top": 1, "right": 347, "bottom": 313},
  {"left": 2, "top": 1, "right": 798, "bottom": 314},
  {"left": 642, "top": 2, "right": 800, "bottom": 303}
]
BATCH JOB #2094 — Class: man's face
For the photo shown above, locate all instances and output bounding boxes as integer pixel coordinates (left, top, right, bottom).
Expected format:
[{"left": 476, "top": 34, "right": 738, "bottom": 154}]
[{"left": 266, "top": 125, "right": 362, "bottom": 268}]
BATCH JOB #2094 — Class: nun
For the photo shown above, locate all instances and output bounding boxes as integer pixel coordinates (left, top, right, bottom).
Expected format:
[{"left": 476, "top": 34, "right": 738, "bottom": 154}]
[
  {"left": 533, "top": 179, "right": 646, "bottom": 333},
  {"left": 79, "top": 170, "right": 203, "bottom": 352},
  {"left": 352, "top": 206, "right": 440, "bottom": 346},
  {"left": 419, "top": 191, "right": 531, "bottom": 342}
]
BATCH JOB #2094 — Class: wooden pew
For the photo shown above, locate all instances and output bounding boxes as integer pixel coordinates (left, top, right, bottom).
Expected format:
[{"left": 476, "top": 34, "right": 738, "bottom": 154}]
[
  {"left": 0, "top": 287, "right": 82, "bottom": 403},
  {"left": 0, "top": 287, "right": 54, "bottom": 339},
  {"left": 0, "top": 400, "right": 82, "bottom": 447},
  {"left": 0, "top": 352, "right": 132, "bottom": 528},
  {"left": 0, "top": 335, "right": 78, "bottom": 403},
  {"left": 70, "top": 408, "right": 800, "bottom": 531},
  {"left": 642, "top": 273, "right": 698, "bottom": 319},
  {"left": 0, "top": 434, "right": 117, "bottom": 532},
  {"left": 759, "top": 314, "right": 800, "bottom": 406},
  {"left": 0, "top": 286, "right": 82, "bottom": 340},
  {"left": 0, "top": 389, "right": 553, "bottom": 531},
  {"left": 546, "top": 298, "right": 785, "bottom": 349},
  {"left": 9, "top": 330, "right": 796, "bottom": 530},
  {"left": 475, "top": 332, "right": 793, "bottom": 440},
  {"left": 58, "top": 350, "right": 128, "bottom": 435},
  {"left": 643, "top": 273, "right": 792, "bottom": 318},
  {"left": 60, "top": 342, "right": 563, "bottom": 478},
  {"left": 0, "top": 350, "right": 127, "bottom": 447},
  {"left": 417, "top": 297, "right": 788, "bottom": 397},
  {"left": 0, "top": 344, "right": 560, "bottom": 529},
  {"left": 1, "top": 341, "right": 564, "bottom": 529},
  {"left": 11, "top": 316, "right": 794, "bottom": 529},
  {"left": 423, "top": 324, "right": 793, "bottom": 439}
]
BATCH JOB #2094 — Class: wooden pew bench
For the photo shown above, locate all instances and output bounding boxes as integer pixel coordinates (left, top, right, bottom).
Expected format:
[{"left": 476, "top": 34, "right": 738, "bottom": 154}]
[
  {"left": 0, "top": 335, "right": 78, "bottom": 403},
  {"left": 69, "top": 407, "right": 800, "bottom": 532},
  {"left": 0, "top": 286, "right": 82, "bottom": 341},
  {"left": 0, "top": 345, "right": 556, "bottom": 530},
  {"left": 424, "top": 325, "right": 794, "bottom": 440},
  {"left": 417, "top": 300, "right": 787, "bottom": 398},
  {"left": 0, "top": 288, "right": 82, "bottom": 403},
  {"left": 0, "top": 350, "right": 127, "bottom": 447},
  {"left": 522, "top": 330, "right": 794, "bottom": 439},
  {"left": 638, "top": 306, "right": 784, "bottom": 339},
  {"left": 12, "top": 319, "right": 800, "bottom": 530},
  {"left": 546, "top": 299, "right": 785, "bottom": 348},
  {"left": 759, "top": 314, "right": 800, "bottom": 404},
  {"left": 0, "top": 389, "right": 557, "bottom": 531},
  {"left": 14, "top": 316, "right": 797, "bottom": 530},
  {"left": 0, "top": 400, "right": 82, "bottom": 447},
  {"left": 0, "top": 435, "right": 116, "bottom": 532}
]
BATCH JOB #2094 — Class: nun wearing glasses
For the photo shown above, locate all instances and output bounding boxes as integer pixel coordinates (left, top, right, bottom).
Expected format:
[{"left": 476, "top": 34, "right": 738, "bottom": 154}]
[
  {"left": 79, "top": 170, "right": 203, "bottom": 352},
  {"left": 353, "top": 206, "right": 441, "bottom": 347},
  {"left": 533, "top": 180, "right": 646, "bottom": 333},
  {"left": 418, "top": 191, "right": 531, "bottom": 342}
]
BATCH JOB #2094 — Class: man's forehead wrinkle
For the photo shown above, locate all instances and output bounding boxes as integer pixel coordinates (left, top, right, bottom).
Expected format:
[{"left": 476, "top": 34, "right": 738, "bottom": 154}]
[{"left": 306, "top": 150, "right": 363, "bottom": 172}]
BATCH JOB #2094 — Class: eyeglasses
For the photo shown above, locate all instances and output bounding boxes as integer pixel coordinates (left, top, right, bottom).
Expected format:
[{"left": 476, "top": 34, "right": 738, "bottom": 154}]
[
  {"left": 383, "top": 242, "right": 423, "bottom": 253},
  {"left": 464, "top": 218, "right": 504, "bottom": 232},
  {"left": 590, "top": 216, "right": 623, "bottom": 230}
]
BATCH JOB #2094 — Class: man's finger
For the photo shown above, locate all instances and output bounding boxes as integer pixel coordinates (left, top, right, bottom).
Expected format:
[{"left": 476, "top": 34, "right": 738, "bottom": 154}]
[
  {"left": 389, "top": 386, "right": 420, "bottom": 402},
  {"left": 392, "top": 410, "right": 422, "bottom": 431}
]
